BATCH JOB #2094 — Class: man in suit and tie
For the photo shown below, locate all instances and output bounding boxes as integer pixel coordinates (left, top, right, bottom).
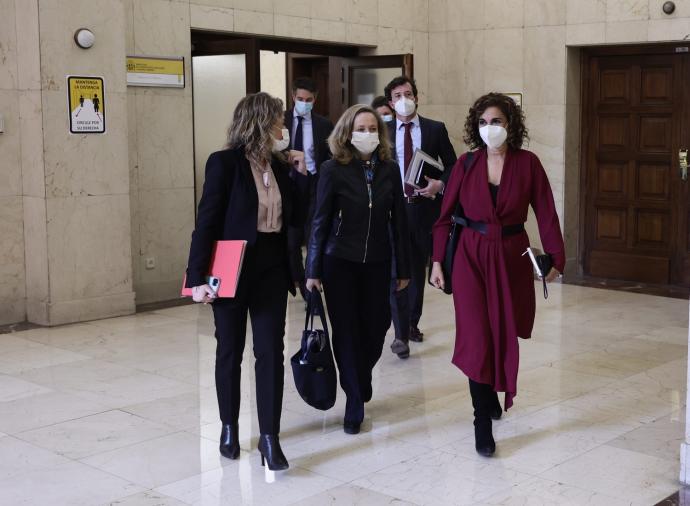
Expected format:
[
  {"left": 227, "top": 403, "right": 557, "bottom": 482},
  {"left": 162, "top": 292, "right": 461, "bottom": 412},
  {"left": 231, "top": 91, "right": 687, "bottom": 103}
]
[
  {"left": 385, "top": 76, "right": 457, "bottom": 358},
  {"left": 285, "top": 77, "right": 334, "bottom": 301}
]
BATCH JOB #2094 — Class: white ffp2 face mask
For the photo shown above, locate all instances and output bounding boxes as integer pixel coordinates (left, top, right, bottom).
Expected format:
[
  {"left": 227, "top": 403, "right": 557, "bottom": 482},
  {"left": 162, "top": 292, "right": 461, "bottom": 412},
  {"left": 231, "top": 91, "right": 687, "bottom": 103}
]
[
  {"left": 273, "top": 128, "right": 290, "bottom": 152},
  {"left": 394, "top": 96, "right": 416, "bottom": 116},
  {"left": 479, "top": 125, "right": 508, "bottom": 149},
  {"left": 351, "top": 131, "right": 380, "bottom": 155}
]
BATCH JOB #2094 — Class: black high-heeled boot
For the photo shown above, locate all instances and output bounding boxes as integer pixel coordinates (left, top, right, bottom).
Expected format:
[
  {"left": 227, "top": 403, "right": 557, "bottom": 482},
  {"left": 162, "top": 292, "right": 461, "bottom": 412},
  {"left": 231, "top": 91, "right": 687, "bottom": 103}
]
[
  {"left": 219, "top": 424, "right": 240, "bottom": 459},
  {"left": 257, "top": 434, "right": 289, "bottom": 471},
  {"left": 490, "top": 390, "right": 503, "bottom": 420},
  {"left": 468, "top": 379, "right": 496, "bottom": 457}
]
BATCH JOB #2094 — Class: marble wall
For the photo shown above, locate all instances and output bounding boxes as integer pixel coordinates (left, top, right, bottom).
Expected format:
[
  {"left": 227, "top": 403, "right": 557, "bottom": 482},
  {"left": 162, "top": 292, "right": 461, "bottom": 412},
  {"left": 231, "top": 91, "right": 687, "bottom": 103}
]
[
  {"left": 0, "top": 0, "right": 27, "bottom": 325},
  {"left": 4, "top": 0, "right": 690, "bottom": 324},
  {"left": 428, "top": 0, "right": 690, "bottom": 272},
  {"left": 1, "top": 0, "right": 135, "bottom": 326},
  {"left": 126, "top": 0, "right": 430, "bottom": 306}
]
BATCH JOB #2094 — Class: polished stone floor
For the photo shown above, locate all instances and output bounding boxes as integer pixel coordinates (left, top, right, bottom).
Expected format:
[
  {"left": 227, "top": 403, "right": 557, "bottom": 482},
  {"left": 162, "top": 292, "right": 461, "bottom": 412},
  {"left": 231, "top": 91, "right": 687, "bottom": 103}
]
[{"left": 0, "top": 283, "right": 687, "bottom": 505}]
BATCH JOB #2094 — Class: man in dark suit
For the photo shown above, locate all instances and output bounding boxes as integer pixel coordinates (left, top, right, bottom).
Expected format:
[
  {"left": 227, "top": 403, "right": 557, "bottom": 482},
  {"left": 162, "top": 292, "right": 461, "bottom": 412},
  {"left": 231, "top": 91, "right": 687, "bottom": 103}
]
[
  {"left": 285, "top": 77, "right": 334, "bottom": 300},
  {"left": 385, "top": 76, "right": 457, "bottom": 358}
]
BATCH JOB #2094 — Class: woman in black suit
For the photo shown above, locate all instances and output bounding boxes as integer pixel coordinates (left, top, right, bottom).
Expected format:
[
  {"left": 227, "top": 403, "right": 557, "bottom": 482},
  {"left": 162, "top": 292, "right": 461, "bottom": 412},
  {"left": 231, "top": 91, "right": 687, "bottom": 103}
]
[
  {"left": 305, "top": 104, "right": 411, "bottom": 434},
  {"left": 185, "top": 92, "right": 307, "bottom": 471}
]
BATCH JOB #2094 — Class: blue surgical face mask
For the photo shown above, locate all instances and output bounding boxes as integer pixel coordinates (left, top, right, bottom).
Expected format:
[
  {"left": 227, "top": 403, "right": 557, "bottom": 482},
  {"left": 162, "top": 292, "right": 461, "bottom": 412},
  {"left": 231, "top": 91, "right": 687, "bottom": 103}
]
[
  {"left": 294, "top": 100, "right": 313, "bottom": 116},
  {"left": 382, "top": 114, "right": 394, "bottom": 122}
]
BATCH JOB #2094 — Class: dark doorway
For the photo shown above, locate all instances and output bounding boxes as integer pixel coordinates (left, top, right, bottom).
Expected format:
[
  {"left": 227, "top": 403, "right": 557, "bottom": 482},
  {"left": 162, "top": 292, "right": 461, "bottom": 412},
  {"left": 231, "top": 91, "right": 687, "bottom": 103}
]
[{"left": 191, "top": 30, "right": 412, "bottom": 124}]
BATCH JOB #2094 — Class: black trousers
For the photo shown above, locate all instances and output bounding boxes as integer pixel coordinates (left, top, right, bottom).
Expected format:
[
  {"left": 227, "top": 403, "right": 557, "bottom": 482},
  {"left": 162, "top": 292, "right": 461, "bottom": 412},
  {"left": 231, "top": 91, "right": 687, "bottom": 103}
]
[
  {"left": 391, "top": 208, "right": 431, "bottom": 337},
  {"left": 211, "top": 233, "right": 288, "bottom": 434},
  {"left": 287, "top": 175, "right": 316, "bottom": 301},
  {"left": 322, "top": 254, "right": 391, "bottom": 424}
]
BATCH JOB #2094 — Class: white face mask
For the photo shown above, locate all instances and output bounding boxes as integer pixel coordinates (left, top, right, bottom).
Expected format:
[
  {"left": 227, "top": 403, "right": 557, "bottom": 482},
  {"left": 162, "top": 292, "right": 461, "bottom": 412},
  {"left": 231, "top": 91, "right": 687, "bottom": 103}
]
[
  {"left": 351, "top": 131, "right": 380, "bottom": 155},
  {"left": 479, "top": 125, "right": 508, "bottom": 149},
  {"left": 382, "top": 114, "right": 394, "bottom": 122},
  {"left": 273, "top": 128, "right": 290, "bottom": 152},
  {"left": 394, "top": 96, "right": 416, "bottom": 116},
  {"left": 294, "top": 100, "right": 313, "bottom": 116}
]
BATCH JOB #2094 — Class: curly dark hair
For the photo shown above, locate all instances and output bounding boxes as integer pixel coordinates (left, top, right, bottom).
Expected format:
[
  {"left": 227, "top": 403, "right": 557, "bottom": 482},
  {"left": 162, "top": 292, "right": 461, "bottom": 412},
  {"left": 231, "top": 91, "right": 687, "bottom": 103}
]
[
  {"left": 384, "top": 76, "right": 418, "bottom": 102},
  {"left": 463, "top": 93, "right": 528, "bottom": 150}
]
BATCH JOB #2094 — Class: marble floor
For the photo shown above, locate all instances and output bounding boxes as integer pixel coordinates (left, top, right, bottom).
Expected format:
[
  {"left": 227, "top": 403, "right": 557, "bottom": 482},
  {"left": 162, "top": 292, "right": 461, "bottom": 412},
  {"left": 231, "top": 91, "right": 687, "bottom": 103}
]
[{"left": 1, "top": 282, "right": 688, "bottom": 505}]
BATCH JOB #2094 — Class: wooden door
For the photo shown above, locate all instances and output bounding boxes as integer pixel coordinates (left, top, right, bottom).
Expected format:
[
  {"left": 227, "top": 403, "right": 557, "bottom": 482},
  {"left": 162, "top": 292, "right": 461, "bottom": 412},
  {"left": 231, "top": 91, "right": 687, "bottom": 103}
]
[
  {"left": 286, "top": 54, "right": 330, "bottom": 118},
  {"left": 328, "top": 54, "right": 413, "bottom": 123},
  {"left": 582, "top": 47, "right": 690, "bottom": 288}
]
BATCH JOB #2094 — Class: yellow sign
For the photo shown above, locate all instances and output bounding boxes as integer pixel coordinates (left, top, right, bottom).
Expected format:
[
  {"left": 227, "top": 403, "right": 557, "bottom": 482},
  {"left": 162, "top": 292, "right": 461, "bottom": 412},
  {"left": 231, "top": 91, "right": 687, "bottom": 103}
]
[
  {"left": 126, "top": 56, "right": 185, "bottom": 88},
  {"left": 67, "top": 76, "right": 105, "bottom": 134}
]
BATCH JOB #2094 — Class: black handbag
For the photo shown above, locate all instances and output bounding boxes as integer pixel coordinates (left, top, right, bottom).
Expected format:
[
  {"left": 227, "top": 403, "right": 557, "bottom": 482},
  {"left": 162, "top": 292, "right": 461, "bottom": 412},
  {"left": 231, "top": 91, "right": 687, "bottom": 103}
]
[
  {"left": 290, "top": 290, "right": 337, "bottom": 410},
  {"left": 431, "top": 152, "right": 475, "bottom": 295},
  {"left": 536, "top": 253, "right": 554, "bottom": 299}
]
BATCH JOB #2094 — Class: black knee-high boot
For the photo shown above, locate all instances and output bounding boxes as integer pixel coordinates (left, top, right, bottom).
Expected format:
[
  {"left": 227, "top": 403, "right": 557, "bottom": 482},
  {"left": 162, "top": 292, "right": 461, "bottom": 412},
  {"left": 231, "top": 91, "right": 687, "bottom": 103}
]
[{"left": 468, "top": 379, "right": 496, "bottom": 457}]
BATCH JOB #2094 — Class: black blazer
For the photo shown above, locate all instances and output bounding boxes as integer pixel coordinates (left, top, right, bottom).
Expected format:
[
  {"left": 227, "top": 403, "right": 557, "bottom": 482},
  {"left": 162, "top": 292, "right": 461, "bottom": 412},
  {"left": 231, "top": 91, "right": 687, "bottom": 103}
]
[
  {"left": 285, "top": 110, "right": 334, "bottom": 219},
  {"left": 284, "top": 109, "right": 333, "bottom": 171},
  {"left": 305, "top": 157, "right": 411, "bottom": 280},
  {"left": 185, "top": 146, "right": 307, "bottom": 295},
  {"left": 387, "top": 115, "right": 457, "bottom": 230}
]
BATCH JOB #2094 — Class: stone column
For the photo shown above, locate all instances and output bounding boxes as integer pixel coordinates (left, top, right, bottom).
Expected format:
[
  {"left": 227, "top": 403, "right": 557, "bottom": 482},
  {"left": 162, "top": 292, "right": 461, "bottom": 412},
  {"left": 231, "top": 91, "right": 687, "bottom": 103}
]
[
  {"left": 23, "top": 0, "right": 135, "bottom": 325},
  {"left": 681, "top": 301, "right": 690, "bottom": 484}
]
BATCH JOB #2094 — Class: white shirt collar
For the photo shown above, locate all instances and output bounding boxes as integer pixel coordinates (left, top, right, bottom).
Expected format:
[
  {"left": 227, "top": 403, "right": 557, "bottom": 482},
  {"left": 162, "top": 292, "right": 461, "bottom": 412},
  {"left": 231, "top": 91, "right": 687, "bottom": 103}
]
[
  {"left": 293, "top": 108, "right": 312, "bottom": 120},
  {"left": 396, "top": 114, "right": 420, "bottom": 129}
]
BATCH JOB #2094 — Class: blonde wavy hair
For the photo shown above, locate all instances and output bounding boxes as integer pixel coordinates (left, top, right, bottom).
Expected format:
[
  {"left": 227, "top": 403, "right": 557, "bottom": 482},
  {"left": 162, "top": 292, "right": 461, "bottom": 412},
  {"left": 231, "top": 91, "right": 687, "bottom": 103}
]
[
  {"left": 328, "top": 104, "right": 393, "bottom": 164},
  {"left": 227, "top": 92, "right": 284, "bottom": 165}
]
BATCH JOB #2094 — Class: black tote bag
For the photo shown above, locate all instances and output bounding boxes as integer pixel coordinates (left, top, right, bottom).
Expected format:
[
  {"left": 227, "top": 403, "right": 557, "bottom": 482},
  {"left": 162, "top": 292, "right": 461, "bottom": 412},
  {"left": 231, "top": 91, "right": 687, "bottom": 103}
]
[
  {"left": 290, "top": 290, "right": 337, "bottom": 410},
  {"left": 430, "top": 151, "right": 474, "bottom": 294}
]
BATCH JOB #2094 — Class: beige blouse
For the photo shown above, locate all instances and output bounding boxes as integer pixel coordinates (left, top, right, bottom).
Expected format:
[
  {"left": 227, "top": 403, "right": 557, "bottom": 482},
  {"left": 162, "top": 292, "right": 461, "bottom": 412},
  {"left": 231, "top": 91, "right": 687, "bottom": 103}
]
[{"left": 250, "top": 161, "right": 282, "bottom": 233}]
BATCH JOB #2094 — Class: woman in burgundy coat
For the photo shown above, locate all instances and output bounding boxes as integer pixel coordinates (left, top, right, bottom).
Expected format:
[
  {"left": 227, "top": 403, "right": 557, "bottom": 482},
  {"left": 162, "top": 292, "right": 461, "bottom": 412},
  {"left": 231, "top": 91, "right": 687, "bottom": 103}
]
[{"left": 429, "top": 93, "right": 565, "bottom": 457}]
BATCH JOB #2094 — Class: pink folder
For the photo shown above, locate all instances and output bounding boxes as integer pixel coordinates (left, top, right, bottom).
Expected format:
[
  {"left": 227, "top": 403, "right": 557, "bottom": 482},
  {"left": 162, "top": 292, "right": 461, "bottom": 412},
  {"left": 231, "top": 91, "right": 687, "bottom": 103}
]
[{"left": 181, "top": 240, "right": 247, "bottom": 298}]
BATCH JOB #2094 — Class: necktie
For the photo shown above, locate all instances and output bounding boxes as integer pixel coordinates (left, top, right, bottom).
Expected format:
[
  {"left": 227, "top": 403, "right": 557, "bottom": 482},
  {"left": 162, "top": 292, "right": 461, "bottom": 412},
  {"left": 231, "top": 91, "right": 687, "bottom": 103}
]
[
  {"left": 403, "top": 122, "right": 415, "bottom": 198},
  {"left": 293, "top": 116, "right": 303, "bottom": 152}
]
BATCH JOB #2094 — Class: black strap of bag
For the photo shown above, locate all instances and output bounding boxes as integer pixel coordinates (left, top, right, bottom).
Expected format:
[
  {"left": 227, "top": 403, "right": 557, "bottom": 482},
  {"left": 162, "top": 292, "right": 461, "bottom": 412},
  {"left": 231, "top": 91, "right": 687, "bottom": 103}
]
[
  {"left": 451, "top": 151, "right": 475, "bottom": 225},
  {"left": 433, "top": 152, "right": 475, "bottom": 294},
  {"left": 304, "top": 289, "right": 328, "bottom": 335},
  {"left": 302, "top": 290, "right": 329, "bottom": 360},
  {"left": 535, "top": 253, "right": 554, "bottom": 299}
]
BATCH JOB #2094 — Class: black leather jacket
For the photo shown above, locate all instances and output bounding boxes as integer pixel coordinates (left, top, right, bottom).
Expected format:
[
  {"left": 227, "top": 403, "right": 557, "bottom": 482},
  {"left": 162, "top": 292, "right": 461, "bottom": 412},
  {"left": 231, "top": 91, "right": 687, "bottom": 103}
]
[{"left": 305, "top": 156, "right": 411, "bottom": 279}]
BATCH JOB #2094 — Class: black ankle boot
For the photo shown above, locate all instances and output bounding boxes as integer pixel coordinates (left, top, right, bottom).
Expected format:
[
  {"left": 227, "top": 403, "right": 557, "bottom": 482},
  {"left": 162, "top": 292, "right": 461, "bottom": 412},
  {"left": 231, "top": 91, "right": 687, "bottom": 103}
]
[
  {"left": 490, "top": 390, "right": 503, "bottom": 420},
  {"left": 219, "top": 424, "right": 240, "bottom": 459},
  {"left": 468, "top": 379, "right": 496, "bottom": 457},
  {"left": 257, "top": 434, "right": 289, "bottom": 471}
]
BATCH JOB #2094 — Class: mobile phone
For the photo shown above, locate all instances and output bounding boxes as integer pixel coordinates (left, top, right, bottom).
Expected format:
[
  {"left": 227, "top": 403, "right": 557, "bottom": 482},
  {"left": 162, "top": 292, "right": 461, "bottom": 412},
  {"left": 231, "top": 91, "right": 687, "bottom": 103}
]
[{"left": 206, "top": 276, "right": 221, "bottom": 294}]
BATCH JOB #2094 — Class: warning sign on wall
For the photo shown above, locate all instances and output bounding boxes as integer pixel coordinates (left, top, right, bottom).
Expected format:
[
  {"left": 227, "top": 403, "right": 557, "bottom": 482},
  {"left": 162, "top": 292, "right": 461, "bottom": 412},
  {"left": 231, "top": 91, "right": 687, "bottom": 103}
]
[{"left": 67, "top": 76, "right": 105, "bottom": 134}]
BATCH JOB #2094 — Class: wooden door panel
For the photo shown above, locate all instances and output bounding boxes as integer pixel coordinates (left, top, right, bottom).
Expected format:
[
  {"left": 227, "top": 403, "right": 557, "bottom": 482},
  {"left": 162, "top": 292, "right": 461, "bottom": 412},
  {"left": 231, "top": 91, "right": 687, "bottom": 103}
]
[
  {"left": 598, "top": 115, "right": 630, "bottom": 149},
  {"left": 595, "top": 207, "right": 627, "bottom": 242},
  {"left": 634, "top": 209, "right": 670, "bottom": 247},
  {"left": 589, "top": 250, "right": 669, "bottom": 284},
  {"left": 583, "top": 50, "right": 685, "bottom": 286},
  {"left": 598, "top": 162, "right": 627, "bottom": 195},
  {"left": 637, "top": 163, "right": 670, "bottom": 201},
  {"left": 640, "top": 67, "right": 673, "bottom": 104},
  {"left": 639, "top": 115, "right": 673, "bottom": 152},
  {"left": 600, "top": 69, "right": 631, "bottom": 103}
]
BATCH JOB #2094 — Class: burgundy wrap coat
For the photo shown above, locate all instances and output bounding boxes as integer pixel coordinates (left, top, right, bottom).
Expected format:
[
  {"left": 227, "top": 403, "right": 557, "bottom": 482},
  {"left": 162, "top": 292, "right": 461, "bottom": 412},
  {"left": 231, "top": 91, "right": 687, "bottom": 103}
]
[{"left": 431, "top": 148, "right": 565, "bottom": 410}]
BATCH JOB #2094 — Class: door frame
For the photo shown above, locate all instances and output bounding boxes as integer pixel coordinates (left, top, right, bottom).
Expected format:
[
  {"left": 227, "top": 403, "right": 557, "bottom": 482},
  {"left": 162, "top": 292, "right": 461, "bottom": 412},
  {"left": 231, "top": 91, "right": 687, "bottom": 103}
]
[
  {"left": 578, "top": 42, "right": 690, "bottom": 295},
  {"left": 191, "top": 30, "right": 360, "bottom": 94},
  {"left": 328, "top": 54, "right": 413, "bottom": 121}
]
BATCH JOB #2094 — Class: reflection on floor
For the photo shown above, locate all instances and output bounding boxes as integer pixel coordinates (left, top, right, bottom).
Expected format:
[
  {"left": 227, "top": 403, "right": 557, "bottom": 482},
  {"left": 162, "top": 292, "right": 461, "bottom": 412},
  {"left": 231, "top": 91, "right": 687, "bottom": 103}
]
[{"left": 0, "top": 282, "right": 687, "bottom": 505}]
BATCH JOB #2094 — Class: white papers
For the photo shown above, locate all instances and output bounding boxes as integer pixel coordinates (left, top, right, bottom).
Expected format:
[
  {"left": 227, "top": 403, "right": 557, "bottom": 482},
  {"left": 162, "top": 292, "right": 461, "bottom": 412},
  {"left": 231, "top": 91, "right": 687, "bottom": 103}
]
[
  {"left": 522, "top": 247, "right": 546, "bottom": 278},
  {"left": 403, "top": 148, "right": 444, "bottom": 189}
]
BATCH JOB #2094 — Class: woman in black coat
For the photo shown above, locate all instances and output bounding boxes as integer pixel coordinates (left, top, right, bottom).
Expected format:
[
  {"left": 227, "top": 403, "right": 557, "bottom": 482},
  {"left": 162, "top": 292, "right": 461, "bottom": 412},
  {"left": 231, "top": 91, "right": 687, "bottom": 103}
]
[
  {"left": 305, "top": 104, "right": 411, "bottom": 434},
  {"left": 185, "top": 92, "right": 307, "bottom": 470}
]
